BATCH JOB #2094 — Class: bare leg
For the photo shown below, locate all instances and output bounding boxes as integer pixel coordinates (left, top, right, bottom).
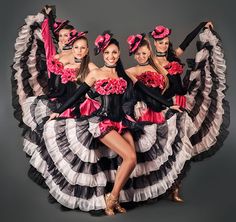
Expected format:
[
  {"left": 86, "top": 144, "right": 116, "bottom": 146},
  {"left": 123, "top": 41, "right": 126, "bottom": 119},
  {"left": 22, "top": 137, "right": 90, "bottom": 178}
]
[
  {"left": 122, "top": 131, "right": 135, "bottom": 151},
  {"left": 100, "top": 130, "right": 136, "bottom": 199}
]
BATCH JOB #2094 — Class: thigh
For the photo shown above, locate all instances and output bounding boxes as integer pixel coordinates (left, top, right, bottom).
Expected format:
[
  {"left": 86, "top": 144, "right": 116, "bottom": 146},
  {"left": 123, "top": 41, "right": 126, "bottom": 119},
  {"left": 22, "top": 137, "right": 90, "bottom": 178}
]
[
  {"left": 99, "top": 130, "right": 134, "bottom": 158},
  {"left": 122, "top": 131, "right": 135, "bottom": 151}
]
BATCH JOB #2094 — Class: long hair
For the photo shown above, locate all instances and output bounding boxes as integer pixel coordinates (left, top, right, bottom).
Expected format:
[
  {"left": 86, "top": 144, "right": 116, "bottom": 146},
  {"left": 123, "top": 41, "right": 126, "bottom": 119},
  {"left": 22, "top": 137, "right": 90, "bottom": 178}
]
[
  {"left": 137, "top": 38, "right": 169, "bottom": 93},
  {"left": 73, "top": 36, "right": 90, "bottom": 83},
  {"left": 166, "top": 42, "right": 183, "bottom": 65},
  {"left": 106, "top": 38, "right": 135, "bottom": 105}
]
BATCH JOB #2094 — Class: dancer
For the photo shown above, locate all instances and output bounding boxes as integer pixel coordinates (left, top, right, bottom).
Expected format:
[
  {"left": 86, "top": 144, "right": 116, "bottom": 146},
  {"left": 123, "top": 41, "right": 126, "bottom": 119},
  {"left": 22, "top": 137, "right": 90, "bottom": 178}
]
[
  {"left": 126, "top": 33, "right": 187, "bottom": 202},
  {"left": 150, "top": 22, "right": 213, "bottom": 108},
  {"left": 48, "top": 31, "right": 138, "bottom": 215}
]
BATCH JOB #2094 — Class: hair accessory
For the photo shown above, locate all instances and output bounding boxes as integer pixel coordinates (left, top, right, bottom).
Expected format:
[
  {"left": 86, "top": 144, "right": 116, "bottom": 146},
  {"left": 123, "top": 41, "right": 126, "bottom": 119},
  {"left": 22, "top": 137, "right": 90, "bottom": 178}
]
[
  {"left": 127, "top": 33, "right": 145, "bottom": 55},
  {"left": 66, "top": 29, "right": 88, "bottom": 46},
  {"left": 53, "top": 19, "right": 70, "bottom": 34},
  {"left": 94, "top": 31, "right": 113, "bottom": 55},
  {"left": 149, "top": 25, "right": 171, "bottom": 40}
]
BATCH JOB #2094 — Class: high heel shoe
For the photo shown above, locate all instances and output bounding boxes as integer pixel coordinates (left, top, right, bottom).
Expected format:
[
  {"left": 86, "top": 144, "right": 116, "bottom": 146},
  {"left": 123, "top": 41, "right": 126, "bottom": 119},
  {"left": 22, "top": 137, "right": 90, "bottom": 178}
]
[
  {"left": 104, "top": 193, "right": 116, "bottom": 216},
  {"left": 171, "top": 187, "right": 184, "bottom": 203},
  {"left": 114, "top": 199, "right": 126, "bottom": 213}
]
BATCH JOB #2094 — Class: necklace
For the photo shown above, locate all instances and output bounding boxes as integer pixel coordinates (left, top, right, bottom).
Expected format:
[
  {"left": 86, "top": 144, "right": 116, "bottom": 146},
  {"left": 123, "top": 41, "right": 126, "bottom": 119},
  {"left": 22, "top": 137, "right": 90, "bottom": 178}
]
[
  {"left": 74, "top": 57, "right": 82, "bottom": 63},
  {"left": 62, "top": 45, "right": 72, "bottom": 50},
  {"left": 156, "top": 51, "right": 167, "bottom": 57},
  {"left": 104, "top": 63, "right": 116, "bottom": 68},
  {"left": 138, "top": 61, "right": 149, "bottom": 66}
]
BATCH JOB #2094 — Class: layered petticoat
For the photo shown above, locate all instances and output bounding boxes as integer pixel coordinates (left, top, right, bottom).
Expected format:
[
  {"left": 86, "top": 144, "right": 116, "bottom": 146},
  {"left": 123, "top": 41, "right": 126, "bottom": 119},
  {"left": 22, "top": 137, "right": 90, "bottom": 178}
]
[
  {"left": 12, "top": 12, "right": 229, "bottom": 212},
  {"left": 11, "top": 12, "right": 48, "bottom": 128},
  {"left": 185, "top": 29, "right": 230, "bottom": 159},
  {"left": 25, "top": 111, "right": 194, "bottom": 210}
]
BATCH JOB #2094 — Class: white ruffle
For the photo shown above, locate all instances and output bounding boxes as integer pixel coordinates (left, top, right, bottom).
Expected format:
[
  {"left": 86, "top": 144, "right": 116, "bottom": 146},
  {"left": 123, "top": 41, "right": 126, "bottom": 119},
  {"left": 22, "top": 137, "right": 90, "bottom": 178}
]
[{"left": 186, "top": 29, "right": 227, "bottom": 155}]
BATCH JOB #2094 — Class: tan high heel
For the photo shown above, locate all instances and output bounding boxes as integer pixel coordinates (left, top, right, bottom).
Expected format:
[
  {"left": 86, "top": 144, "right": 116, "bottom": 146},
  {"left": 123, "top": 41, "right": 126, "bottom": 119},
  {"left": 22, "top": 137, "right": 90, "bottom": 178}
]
[
  {"left": 171, "top": 187, "right": 184, "bottom": 203},
  {"left": 104, "top": 193, "right": 116, "bottom": 216},
  {"left": 114, "top": 199, "right": 126, "bottom": 213}
]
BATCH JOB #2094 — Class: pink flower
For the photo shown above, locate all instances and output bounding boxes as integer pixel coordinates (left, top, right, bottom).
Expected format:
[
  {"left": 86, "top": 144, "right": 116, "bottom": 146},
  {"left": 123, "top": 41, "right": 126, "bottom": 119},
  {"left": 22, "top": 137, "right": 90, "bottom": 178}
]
[
  {"left": 94, "top": 78, "right": 127, "bottom": 95},
  {"left": 165, "top": 62, "right": 183, "bottom": 75},
  {"left": 137, "top": 71, "right": 165, "bottom": 89},
  {"left": 48, "top": 58, "right": 64, "bottom": 75},
  {"left": 61, "top": 68, "right": 77, "bottom": 84}
]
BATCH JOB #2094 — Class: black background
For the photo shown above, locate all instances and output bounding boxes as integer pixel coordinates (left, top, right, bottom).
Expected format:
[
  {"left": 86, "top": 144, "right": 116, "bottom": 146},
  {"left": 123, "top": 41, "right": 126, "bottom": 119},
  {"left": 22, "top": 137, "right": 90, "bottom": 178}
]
[{"left": 1, "top": 0, "right": 235, "bottom": 221}]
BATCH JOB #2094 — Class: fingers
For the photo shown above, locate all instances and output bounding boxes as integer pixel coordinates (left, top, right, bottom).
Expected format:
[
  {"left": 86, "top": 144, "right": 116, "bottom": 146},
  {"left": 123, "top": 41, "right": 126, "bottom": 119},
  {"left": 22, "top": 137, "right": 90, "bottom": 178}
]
[
  {"left": 205, "top": 21, "right": 214, "bottom": 29},
  {"left": 47, "top": 113, "right": 59, "bottom": 122},
  {"left": 170, "top": 105, "right": 183, "bottom": 113},
  {"left": 177, "top": 108, "right": 183, "bottom": 113}
]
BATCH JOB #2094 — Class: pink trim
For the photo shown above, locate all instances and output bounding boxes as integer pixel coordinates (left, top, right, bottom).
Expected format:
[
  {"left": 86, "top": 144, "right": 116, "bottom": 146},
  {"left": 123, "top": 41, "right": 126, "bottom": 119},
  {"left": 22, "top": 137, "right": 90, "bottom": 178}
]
[
  {"left": 41, "top": 18, "right": 57, "bottom": 78},
  {"left": 48, "top": 58, "right": 64, "bottom": 75},
  {"left": 175, "top": 95, "right": 186, "bottom": 108},
  {"left": 99, "top": 119, "right": 127, "bottom": 134},
  {"left": 138, "top": 108, "right": 165, "bottom": 124},
  {"left": 164, "top": 62, "right": 183, "bottom": 75},
  {"left": 80, "top": 98, "right": 101, "bottom": 116},
  {"left": 137, "top": 71, "right": 165, "bottom": 89},
  {"left": 94, "top": 78, "right": 127, "bottom": 95},
  {"left": 59, "top": 108, "right": 76, "bottom": 118},
  {"left": 61, "top": 68, "right": 77, "bottom": 84}
]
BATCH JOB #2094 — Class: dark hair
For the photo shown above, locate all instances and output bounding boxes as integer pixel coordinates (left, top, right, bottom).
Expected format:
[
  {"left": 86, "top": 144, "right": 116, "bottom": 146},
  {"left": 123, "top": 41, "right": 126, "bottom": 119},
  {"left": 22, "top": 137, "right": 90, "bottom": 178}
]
[
  {"left": 105, "top": 38, "right": 130, "bottom": 82},
  {"left": 55, "top": 25, "right": 75, "bottom": 42},
  {"left": 155, "top": 39, "right": 183, "bottom": 65},
  {"left": 61, "top": 24, "right": 74, "bottom": 31},
  {"left": 73, "top": 36, "right": 90, "bottom": 83},
  {"left": 104, "top": 38, "right": 135, "bottom": 107}
]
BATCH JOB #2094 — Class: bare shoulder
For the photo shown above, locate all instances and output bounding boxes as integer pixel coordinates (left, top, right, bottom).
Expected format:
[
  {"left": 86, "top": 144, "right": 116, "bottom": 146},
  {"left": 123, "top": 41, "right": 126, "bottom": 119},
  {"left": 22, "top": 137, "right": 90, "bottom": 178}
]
[
  {"left": 88, "top": 62, "right": 98, "bottom": 71},
  {"left": 126, "top": 66, "right": 138, "bottom": 76},
  {"left": 125, "top": 67, "right": 138, "bottom": 83},
  {"left": 86, "top": 68, "right": 101, "bottom": 80},
  {"left": 59, "top": 54, "right": 71, "bottom": 64},
  {"left": 53, "top": 54, "right": 60, "bottom": 60}
]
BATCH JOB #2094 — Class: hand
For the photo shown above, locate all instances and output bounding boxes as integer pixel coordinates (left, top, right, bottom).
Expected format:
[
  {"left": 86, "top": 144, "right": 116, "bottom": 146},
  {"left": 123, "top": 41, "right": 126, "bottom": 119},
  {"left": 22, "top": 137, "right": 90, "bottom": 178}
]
[
  {"left": 170, "top": 105, "right": 182, "bottom": 113},
  {"left": 41, "top": 5, "right": 52, "bottom": 15},
  {"left": 205, "top": 21, "right": 213, "bottom": 29},
  {"left": 48, "top": 113, "right": 60, "bottom": 121}
]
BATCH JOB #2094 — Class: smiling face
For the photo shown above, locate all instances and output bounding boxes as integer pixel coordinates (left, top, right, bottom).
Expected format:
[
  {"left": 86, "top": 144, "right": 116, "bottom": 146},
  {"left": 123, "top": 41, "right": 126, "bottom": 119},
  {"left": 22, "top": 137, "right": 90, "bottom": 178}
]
[
  {"left": 72, "top": 38, "right": 89, "bottom": 59},
  {"left": 58, "top": 29, "right": 71, "bottom": 47},
  {"left": 134, "top": 45, "right": 151, "bottom": 64},
  {"left": 103, "top": 43, "right": 120, "bottom": 66},
  {"left": 154, "top": 37, "right": 170, "bottom": 53}
]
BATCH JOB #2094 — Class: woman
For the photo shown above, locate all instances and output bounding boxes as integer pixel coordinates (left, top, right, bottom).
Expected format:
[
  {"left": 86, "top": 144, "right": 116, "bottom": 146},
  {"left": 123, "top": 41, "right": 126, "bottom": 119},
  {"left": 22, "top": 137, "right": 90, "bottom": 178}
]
[
  {"left": 150, "top": 22, "right": 213, "bottom": 108},
  {"left": 47, "top": 31, "right": 138, "bottom": 215},
  {"left": 126, "top": 33, "right": 180, "bottom": 123},
  {"left": 149, "top": 22, "right": 229, "bottom": 199},
  {"left": 150, "top": 22, "right": 229, "bottom": 159},
  {"left": 126, "top": 33, "right": 185, "bottom": 202},
  {"left": 41, "top": 5, "right": 74, "bottom": 59},
  {"left": 47, "top": 29, "right": 98, "bottom": 118}
]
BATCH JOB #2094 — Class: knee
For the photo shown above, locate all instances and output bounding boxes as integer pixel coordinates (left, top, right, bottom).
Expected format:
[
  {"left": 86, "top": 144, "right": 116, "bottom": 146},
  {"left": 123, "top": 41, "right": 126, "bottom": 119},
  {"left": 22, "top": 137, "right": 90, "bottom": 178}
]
[{"left": 127, "top": 151, "right": 137, "bottom": 167}]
